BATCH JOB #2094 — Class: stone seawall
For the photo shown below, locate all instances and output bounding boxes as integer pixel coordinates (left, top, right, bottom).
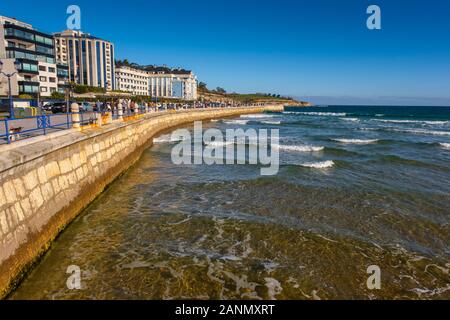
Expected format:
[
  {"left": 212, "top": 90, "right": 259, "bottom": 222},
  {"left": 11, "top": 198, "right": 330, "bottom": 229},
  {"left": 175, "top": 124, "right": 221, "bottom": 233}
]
[{"left": 0, "top": 105, "right": 283, "bottom": 298}]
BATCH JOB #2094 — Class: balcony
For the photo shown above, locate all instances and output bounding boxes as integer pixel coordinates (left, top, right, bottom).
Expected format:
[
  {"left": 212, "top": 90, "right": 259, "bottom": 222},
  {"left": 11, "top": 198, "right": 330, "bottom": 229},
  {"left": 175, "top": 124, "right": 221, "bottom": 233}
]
[
  {"left": 4, "top": 24, "right": 54, "bottom": 47},
  {"left": 18, "top": 81, "right": 39, "bottom": 94}
]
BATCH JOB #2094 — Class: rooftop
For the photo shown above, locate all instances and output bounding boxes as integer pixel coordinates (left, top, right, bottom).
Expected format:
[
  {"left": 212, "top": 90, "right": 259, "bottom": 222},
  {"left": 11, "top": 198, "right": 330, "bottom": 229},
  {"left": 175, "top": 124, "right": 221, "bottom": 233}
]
[
  {"left": 53, "top": 29, "right": 110, "bottom": 42},
  {"left": 116, "top": 61, "right": 192, "bottom": 75},
  {"left": 0, "top": 15, "right": 33, "bottom": 29}
]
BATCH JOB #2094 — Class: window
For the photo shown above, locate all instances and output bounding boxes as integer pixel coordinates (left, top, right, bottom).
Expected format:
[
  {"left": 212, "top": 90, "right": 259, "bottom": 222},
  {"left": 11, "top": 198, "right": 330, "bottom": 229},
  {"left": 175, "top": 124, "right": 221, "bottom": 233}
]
[
  {"left": 48, "top": 67, "right": 56, "bottom": 73},
  {"left": 49, "top": 77, "right": 56, "bottom": 83},
  {"left": 35, "top": 35, "right": 53, "bottom": 46},
  {"left": 40, "top": 76, "right": 47, "bottom": 82},
  {"left": 57, "top": 69, "right": 69, "bottom": 78},
  {"left": 18, "top": 43, "right": 26, "bottom": 49},
  {"left": 7, "top": 41, "right": 15, "bottom": 47},
  {"left": 19, "top": 85, "right": 38, "bottom": 93},
  {"left": 50, "top": 87, "right": 56, "bottom": 93},
  {"left": 21, "top": 63, "right": 38, "bottom": 73},
  {"left": 36, "top": 45, "right": 54, "bottom": 55},
  {"left": 39, "top": 66, "right": 46, "bottom": 71},
  {"left": 40, "top": 87, "right": 47, "bottom": 92}
]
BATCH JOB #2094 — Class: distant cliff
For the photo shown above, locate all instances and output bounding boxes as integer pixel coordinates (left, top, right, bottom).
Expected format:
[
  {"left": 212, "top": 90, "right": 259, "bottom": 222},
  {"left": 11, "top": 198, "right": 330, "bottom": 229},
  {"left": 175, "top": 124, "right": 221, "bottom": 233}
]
[{"left": 198, "top": 88, "right": 310, "bottom": 106}]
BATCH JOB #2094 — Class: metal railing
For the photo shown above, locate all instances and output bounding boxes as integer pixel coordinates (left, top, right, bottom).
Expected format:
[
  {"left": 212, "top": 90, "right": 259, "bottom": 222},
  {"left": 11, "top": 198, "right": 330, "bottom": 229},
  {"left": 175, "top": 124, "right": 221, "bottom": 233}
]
[
  {"left": 0, "top": 112, "right": 97, "bottom": 144},
  {"left": 1, "top": 102, "right": 273, "bottom": 145}
]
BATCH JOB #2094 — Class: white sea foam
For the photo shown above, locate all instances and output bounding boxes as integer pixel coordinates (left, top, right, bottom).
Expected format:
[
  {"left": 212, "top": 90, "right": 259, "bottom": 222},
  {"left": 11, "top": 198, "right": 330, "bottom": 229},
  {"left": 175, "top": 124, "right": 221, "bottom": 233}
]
[
  {"left": 240, "top": 114, "right": 274, "bottom": 119},
  {"left": 388, "top": 128, "right": 450, "bottom": 136},
  {"left": 376, "top": 119, "right": 448, "bottom": 125},
  {"left": 424, "top": 121, "right": 448, "bottom": 125},
  {"left": 282, "top": 111, "right": 346, "bottom": 116},
  {"left": 334, "top": 138, "right": 379, "bottom": 145},
  {"left": 223, "top": 119, "right": 249, "bottom": 125},
  {"left": 341, "top": 117, "right": 360, "bottom": 122},
  {"left": 265, "top": 278, "right": 283, "bottom": 300},
  {"left": 204, "top": 141, "right": 234, "bottom": 147},
  {"left": 153, "top": 134, "right": 186, "bottom": 143},
  {"left": 300, "top": 112, "right": 347, "bottom": 117},
  {"left": 261, "top": 120, "right": 281, "bottom": 125},
  {"left": 274, "top": 144, "right": 324, "bottom": 152},
  {"left": 210, "top": 119, "right": 220, "bottom": 122},
  {"left": 299, "top": 160, "right": 335, "bottom": 169},
  {"left": 440, "top": 143, "right": 450, "bottom": 150}
]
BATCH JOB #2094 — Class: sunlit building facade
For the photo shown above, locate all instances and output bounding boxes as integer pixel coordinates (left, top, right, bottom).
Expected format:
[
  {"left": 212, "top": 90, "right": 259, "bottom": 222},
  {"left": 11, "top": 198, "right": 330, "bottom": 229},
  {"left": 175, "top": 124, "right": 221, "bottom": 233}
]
[
  {"left": 115, "top": 64, "right": 197, "bottom": 100},
  {"left": 0, "top": 15, "right": 60, "bottom": 97},
  {"left": 54, "top": 30, "right": 115, "bottom": 91}
]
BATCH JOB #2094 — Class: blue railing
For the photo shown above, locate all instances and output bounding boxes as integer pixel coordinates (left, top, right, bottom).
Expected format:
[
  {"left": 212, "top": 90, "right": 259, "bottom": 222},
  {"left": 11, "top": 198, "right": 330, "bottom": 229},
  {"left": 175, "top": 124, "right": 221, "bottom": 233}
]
[
  {"left": 0, "top": 112, "right": 96, "bottom": 144},
  {"left": 1, "top": 103, "right": 268, "bottom": 145}
]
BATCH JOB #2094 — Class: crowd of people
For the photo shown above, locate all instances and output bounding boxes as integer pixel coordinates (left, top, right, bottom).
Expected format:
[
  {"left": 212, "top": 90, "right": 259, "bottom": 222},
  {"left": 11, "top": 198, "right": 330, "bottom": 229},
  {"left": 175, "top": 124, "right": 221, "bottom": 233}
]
[{"left": 94, "top": 99, "right": 272, "bottom": 116}]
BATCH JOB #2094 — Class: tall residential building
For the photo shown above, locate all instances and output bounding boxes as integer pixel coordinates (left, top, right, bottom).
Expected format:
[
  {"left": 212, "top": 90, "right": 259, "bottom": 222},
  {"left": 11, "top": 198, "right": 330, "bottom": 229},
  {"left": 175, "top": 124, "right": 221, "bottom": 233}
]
[
  {"left": 115, "top": 64, "right": 197, "bottom": 100},
  {"left": 0, "top": 16, "right": 63, "bottom": 97},
  {"left": 53, "top": 30, "right": 115, "bottom": 91}
]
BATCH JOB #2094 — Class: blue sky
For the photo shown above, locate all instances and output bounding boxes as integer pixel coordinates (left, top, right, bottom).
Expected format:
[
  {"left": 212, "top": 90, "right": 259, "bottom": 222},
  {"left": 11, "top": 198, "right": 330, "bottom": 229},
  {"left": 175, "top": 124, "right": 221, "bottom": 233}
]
[{"left": 1, "top": 0, "right": 449, "bottom": 105}]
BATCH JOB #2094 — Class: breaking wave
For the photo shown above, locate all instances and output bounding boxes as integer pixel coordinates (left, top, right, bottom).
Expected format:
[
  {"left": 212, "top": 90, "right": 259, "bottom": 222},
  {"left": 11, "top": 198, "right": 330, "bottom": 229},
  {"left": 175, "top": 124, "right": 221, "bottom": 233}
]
[
  {"left": 273, "top": 144, "right": 324, "bottom": 152},
  {"left": 153, "top": 134, "right": 186, "bottom": 144},
  {"left": 240, "top": 114, "right": 275, "bottom": 119},
  {"left": 298, "top": 160, "right": 335, "bottom": 169},
  {"left": 261, "top": 120, "right": 282, "bottom": 125},
  {"left": 440, "top": 143, "right": 450, "bottom": 150},
  {"left": 285, "top": 112, "right": 346, "bottom": 117},
  {"left": 333, "top": 138, "right": 379, "bottom": 145},
  {"left": 375, "top": 119, "right": 449, "bottom": 125},
  {"left": 223, "top": 120, "right": 249, "bottom": 125}
]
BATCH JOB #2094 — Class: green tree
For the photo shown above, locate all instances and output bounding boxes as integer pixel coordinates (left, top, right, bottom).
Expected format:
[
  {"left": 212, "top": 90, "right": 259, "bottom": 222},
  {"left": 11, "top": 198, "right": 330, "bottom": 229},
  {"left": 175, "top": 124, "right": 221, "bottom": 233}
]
[
  {"left": 198, "top": 82, "right": 207, "bottom": 90},
  {"left": 50, "top": 91, "right": 65, "bottom": 100}
]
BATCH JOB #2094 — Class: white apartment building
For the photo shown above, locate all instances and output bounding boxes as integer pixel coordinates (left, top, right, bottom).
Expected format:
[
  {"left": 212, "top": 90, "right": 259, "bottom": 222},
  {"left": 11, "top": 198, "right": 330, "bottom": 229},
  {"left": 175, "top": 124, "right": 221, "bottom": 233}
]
[
  {"left": 115, "top": 64, "right": 197, "bottom": 100},
  {"left": 115, "top": 65, "right": 149, "bottom": 96},
  {"left": 0, "top": 16, "right": 59, "bottom": 97},
  {"left": 53, "top": 30, "right": 115, "bottom": 91}
]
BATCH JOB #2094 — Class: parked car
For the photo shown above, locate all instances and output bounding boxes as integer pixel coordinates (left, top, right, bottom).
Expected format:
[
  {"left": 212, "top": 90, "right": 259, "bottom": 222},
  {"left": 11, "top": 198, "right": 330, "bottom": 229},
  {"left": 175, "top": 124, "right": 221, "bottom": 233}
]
[{"left": 48, "top": 102, "right": 69, "bottom": 113}]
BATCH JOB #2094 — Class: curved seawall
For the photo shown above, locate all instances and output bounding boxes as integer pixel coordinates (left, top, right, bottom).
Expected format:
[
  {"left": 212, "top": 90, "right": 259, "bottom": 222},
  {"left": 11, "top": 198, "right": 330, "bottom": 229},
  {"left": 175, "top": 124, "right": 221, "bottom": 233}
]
[{"left": 0, "top": 105, "right": 283, "bottom": 298}]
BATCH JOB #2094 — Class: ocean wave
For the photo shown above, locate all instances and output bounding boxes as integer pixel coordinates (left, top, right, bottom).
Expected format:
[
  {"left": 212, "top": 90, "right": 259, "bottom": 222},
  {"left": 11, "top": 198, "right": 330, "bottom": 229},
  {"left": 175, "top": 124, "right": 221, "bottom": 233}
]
[
  {"left": 153, "top": 134, "right": 187, "bottom": 143},
  {"left": 223, "top": 120, "right": 249, "bottom": 125},
  {"left": 274, "top": 144, "right": 324, "bottom": 152},
  {"left": 295, "top": 112, "right": 347, "bottom": 117},
  {"left": 376, "top": 119, "right": 449, "bottom": 125},
  {"left": 299, "top": 160, "right": 335, "bottom": 169},
  {"left": 341, "top": 117, "right": 360, "bottom": 122},
  {"left": 440, "top": 143, "right": 450, "bottom": 150},
  {"left": 204, "top": 141, "right": 234, "bottom": 147},
  {"left": 361, "top": 127, "right": 450, "bottom": 137},
  {"left": 261, "top": 120, "right": 282, "bottom": 125},
  {"left": 389, "top": 128, "right": 450, "bottom": 136},
  {"left": 240, "top": 114, "right": 274, "bottom": 119},
  {"left": 333, "top": 138, "right": 379, "bottom": 145}
]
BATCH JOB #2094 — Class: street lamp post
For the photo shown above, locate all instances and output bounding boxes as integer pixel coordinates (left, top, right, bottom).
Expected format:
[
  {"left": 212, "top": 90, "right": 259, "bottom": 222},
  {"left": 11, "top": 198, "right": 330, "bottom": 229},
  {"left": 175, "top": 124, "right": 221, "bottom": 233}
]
[{"left": 0, "top": 60, "right": 21, "bottom": 119}]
